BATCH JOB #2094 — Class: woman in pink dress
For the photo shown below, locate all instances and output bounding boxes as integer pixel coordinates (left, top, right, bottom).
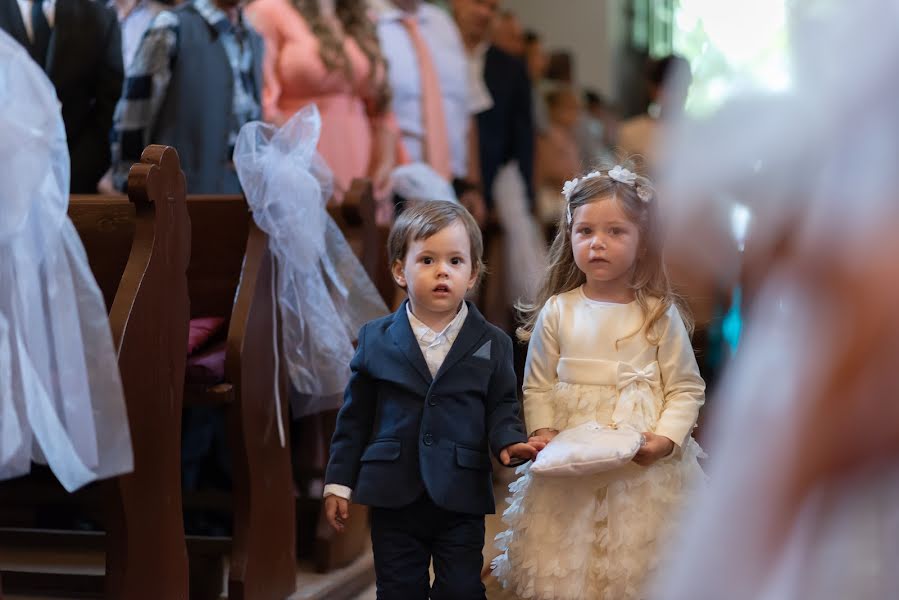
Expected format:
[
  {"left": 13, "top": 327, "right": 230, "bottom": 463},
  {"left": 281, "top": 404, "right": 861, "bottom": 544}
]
[{"left": 247, "top": 0, "right": 404, "bottom": 215}]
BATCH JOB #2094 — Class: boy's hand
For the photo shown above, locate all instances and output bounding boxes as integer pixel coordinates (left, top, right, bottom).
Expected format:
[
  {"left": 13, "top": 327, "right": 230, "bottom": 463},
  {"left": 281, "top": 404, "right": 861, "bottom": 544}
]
[
  {"left": 500, "top": 442, "right": 538, "bottom": 465},
  {"left": 633, "top": 432, "right": 675, "bottom": 466},
  {"left": 324, "top": 495, "right": 350, "bottom": 533}
]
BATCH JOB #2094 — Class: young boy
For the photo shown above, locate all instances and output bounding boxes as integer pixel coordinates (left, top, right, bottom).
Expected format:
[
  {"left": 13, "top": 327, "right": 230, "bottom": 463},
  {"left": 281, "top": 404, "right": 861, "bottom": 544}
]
[{"left": 324, "top": 200, "right": 539, "bottom": 599}]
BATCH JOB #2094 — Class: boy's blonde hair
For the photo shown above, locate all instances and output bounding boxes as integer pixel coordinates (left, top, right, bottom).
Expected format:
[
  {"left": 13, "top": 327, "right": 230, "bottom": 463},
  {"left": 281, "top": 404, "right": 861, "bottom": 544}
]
[
  {"left": 517, "top": 156, "right": 692, "bottom": 344},
  {"left": 387, "top": 200, "right": 484, "bottom": 286}
]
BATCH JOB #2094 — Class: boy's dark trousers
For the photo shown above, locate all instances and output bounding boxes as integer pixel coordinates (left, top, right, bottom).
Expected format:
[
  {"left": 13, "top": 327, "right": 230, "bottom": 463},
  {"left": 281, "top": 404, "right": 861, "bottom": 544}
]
[{"left": 371, "top": 492, "right": 486, "bottom": 600}]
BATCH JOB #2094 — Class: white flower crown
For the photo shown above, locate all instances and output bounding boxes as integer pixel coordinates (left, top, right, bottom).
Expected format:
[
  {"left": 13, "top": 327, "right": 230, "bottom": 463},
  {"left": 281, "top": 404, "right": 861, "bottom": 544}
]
[{"left": 563, "top": 166, "right": 653, "bottom": 223}]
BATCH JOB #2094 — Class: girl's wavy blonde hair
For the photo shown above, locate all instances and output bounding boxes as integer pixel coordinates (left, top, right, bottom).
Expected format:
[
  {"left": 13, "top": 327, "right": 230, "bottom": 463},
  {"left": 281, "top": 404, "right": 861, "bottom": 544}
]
[
  {"left": 517, "top": 156, "right": 693, "bottom": 345},
  {"left": 289, "top": 0, "right": 391, "bottom": 114}
]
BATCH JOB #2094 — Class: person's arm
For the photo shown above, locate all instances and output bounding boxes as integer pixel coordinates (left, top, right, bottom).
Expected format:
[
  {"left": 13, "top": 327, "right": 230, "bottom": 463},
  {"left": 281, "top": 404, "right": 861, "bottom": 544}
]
[
  {"left": 323, "top": 323, "right": 377, "bottom": 489},
  {"left": 510, "top": 58, "right": 535, "bottom": 205},
  {"left": 80, "top": 6, "right": 122, "bottom": 192},
  {"left": 654, "top": 305, "right": 706, "bottom": 447},
  {"left": 322, "top": 483, "right": 352, "bottom": 499},
  {"left": 107, "top": 11, "right": 178, "bottom": 191},
  {"left": 485, "top": 333, "right": 530, "bottom": 464},
  {"left": 368, "top": 110, "right": 401, "bottom": 191},
  {"left": 454, "top": 117, "right": 487, "bottom": 226},
  {"left": 322, "top": 323, "right": 378, "bottom": 532},
  {"left": 457, "top": 37, "right": 486, "bottom": 223},
  {"left": 355, "top": 17, "right": 402, "bottom": 210},
  {"left": 522, "top": 297, "right": 561, "bottom": 435},
  {"left": 245, "top": 0, "right": 286, "bottom": 125},
  {"left": 465, "top": 116, "right": 481, "bottom": 186}
]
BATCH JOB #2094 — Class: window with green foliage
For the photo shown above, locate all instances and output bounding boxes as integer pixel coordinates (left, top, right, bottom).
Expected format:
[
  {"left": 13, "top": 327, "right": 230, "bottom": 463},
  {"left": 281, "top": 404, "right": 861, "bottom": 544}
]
[
  {"left": 673, "top": 0, "right": 791, "bottom": 116},
  {"left": 628, "top": 0, "right": 675, "bottom": 57},
  {"left": 631, "top": 0, "right": 791, "bottom": 117}
]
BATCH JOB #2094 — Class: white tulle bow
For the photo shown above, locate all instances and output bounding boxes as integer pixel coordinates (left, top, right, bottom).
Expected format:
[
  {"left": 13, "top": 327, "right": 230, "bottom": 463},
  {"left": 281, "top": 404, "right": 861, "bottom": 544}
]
[
  {"left": 233, "top": 105, "right": 389, "bottom": 424},
  {"left": 0, "top": 31, "right": 132, "bottom": 491},
  {"left": 612, "top": 361, "right": 661, "bottom": 432}
]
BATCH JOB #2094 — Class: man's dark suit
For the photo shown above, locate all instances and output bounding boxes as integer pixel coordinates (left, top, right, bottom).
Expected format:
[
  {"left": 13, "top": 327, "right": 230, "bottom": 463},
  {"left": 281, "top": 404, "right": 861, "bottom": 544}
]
[
  {"left": 0, "top": 0, "right": 122, "bottom": 193},
  {"left": 326, "top": 301, "right": 528, "bottom": 599},
  {"left": 477, "top": 45, "right": 535, "bottom": 208}
]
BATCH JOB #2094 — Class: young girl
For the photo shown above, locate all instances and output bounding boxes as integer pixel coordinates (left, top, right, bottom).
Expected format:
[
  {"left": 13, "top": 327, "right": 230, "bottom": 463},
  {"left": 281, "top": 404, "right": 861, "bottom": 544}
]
[{"left": 491, "top": 162, "right": 706, "bottom": 600}]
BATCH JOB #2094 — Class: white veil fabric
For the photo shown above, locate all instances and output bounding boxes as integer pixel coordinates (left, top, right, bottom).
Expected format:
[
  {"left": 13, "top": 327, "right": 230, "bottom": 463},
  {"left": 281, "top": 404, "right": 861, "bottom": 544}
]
[
  {"left": 0, "top": 30, "right": 132, "bottom": 492},
  {"left": 233, "top": 105, "right": 389, "bottom": 418},
  {"left": 390, "top": 163, "right": 458, "bottom": 204},
  {"left": 651, "top": 1, "right": 899, "bottom": 598},
  {"left": 492, "top": 162, "right": 547, "bottom": 305}
]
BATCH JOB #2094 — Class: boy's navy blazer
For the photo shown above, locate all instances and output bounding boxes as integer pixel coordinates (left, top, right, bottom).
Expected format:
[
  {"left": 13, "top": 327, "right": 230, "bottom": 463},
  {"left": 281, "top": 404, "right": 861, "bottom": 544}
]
[{"left": 325, "top": 301, "right": 528, "bottom": 515}]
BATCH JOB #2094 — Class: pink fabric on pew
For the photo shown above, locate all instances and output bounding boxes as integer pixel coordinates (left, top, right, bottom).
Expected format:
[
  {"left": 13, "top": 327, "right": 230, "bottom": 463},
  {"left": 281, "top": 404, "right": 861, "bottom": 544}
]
[
  {"left": 187, "top": 317, "right": 226, "bottom": 355},
  {"left": 185, "top": 341, "right": 226, "bottom": 384}
]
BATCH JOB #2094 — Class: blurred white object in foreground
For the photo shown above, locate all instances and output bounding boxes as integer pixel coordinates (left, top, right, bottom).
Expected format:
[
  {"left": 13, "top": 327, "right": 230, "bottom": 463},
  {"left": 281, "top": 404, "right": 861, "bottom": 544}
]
[{"left": 652, "top": 1, "right": 899, "bottom": 598}]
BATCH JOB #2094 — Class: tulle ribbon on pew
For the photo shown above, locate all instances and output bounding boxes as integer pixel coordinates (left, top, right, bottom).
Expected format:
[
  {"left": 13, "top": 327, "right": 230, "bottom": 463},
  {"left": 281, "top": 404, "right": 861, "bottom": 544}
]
[
  {"left": 0, "top": 31, "right": 133, "bottom": 492},
  {"left": 234, "top": 105, "right": 389, "bottom": 430}
]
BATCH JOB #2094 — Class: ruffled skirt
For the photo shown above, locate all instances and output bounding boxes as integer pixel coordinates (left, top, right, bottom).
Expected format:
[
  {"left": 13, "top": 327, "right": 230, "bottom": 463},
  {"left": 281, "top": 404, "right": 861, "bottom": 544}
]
[{"left": 491, "top": 382, "right": 706, "bottom": 600}]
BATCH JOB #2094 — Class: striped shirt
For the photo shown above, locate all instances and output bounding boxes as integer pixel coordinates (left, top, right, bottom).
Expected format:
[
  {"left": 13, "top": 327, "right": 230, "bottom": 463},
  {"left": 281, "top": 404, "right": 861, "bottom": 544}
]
[{"left": 109, "top": 0, "right": 261, "bottom": 189}]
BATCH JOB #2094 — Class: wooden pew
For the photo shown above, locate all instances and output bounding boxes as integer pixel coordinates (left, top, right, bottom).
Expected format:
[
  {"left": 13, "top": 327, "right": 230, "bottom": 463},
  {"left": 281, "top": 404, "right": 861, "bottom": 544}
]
[
  {"left": 183, "top": 195, "right": 295, "bottom": 600},
  {"left": 0, "top": 145, "right": 191, "bottom": 599},
  {"left": 177, "top": 179, "right": 389, "bottom": 597}
]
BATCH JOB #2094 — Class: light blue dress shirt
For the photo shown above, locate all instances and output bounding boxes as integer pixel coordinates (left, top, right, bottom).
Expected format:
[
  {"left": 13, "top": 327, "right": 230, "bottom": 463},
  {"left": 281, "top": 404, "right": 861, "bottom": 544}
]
[{"left": 376, "top": 3, "right": 474, "bottom": 179}]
